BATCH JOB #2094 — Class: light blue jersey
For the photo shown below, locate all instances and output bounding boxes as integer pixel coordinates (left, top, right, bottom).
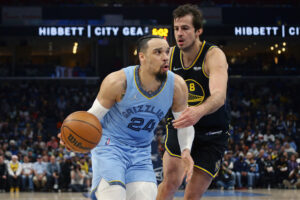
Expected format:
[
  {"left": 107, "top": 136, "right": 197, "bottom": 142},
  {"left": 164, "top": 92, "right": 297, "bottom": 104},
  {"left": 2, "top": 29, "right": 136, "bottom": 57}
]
[
  {"left": 101, "top": 65, "right": 174, "bottom": 147},
  {"left": 91, "top": 65, "right": 175, "bottom": 194}
]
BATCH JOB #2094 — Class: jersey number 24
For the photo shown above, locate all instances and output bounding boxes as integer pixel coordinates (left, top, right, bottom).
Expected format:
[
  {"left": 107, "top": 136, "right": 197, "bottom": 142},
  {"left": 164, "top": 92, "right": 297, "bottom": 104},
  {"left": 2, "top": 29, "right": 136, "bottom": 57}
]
[{"left": 128, "top": 117, "right": 156, "bottom": 132}]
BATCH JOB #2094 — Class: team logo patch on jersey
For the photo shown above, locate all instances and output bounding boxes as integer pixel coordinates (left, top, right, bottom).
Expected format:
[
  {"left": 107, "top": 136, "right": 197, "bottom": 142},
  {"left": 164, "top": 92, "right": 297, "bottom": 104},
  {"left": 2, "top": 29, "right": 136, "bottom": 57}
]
[
  {"left": 172, "top": 66, "right": 182, "bottom": 71},
  {"left": 131, "top": 94, "right": 138, "bottom": 100},
  {"left": 193, "top": 66, "right": 202, "bottom": 71},
  {"left": 105, "top": 138, "right": 110, "bottom": 145},
  {"left": 185, "top": 79, "right": 205, "bottom": 106}
]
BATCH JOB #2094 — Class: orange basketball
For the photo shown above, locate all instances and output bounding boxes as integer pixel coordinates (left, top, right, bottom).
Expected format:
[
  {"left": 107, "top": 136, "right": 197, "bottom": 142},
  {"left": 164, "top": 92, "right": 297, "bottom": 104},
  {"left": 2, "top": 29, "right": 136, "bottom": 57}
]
[{"left": 61, "top": 111, "right": 102, "bottom": 153}]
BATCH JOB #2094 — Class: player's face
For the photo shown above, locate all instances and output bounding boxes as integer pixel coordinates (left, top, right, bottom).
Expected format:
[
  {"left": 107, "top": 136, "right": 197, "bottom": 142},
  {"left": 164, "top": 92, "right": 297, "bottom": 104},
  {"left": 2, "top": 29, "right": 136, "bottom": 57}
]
[
  {"left": 174, "top": 14, "right": 202, "bottom": 51},
  {"left": 143, "top": 38, "right": 170, "bottom": 81}
]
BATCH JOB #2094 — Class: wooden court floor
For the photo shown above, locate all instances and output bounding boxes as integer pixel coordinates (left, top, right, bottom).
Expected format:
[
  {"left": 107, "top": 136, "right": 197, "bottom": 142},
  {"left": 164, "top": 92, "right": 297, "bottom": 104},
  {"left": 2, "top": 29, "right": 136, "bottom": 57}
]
[{"left": 1, "top": 189, "right": 300, "bottom": 200}]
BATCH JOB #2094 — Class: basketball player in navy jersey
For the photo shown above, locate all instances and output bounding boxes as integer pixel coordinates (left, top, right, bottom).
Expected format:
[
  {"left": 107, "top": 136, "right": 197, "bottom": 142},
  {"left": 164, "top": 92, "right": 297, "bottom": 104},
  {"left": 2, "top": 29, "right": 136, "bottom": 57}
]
[
  {"left": 58, "top": 35, "right": 194, "bottom": 200},
  {"left": 157, "top": 4, "right": 230, "bottom": 200}
]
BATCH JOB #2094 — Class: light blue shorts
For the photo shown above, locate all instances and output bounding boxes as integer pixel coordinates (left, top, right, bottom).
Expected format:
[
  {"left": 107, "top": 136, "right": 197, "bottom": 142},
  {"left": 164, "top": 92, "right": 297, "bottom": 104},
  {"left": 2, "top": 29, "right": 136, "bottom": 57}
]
[{"left": 91, "top": 135, "right": 156, "bottom": 192}]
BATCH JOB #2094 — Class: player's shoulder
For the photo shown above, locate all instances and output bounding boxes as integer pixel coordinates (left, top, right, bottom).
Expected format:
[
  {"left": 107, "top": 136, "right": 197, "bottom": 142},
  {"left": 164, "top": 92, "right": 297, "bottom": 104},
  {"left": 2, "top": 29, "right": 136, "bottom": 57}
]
[
  {"left": 102, "top": 69, "right": 126, "bottom": 88},
  {"left": 206, "top": 45, "right": 226, "bottom": 59},
  {"left": 173, "top": 73, "right": 186, "bottom": 88}
]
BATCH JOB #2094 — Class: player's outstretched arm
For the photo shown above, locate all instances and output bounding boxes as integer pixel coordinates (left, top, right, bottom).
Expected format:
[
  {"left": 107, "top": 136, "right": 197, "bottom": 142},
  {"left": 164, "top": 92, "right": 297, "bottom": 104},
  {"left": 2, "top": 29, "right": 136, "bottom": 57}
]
[
  {"left": 173, "top": 47, "right": 228, "bottom": 128},
  {"left": 172, "top": 74, "right": 194, "bottom": 183}
]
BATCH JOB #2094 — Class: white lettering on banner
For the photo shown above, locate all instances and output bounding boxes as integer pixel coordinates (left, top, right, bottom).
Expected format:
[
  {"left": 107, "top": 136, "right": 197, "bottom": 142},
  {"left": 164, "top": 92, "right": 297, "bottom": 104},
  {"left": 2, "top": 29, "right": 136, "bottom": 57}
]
[
  {"left": 38, "top": 26, "right": 153, "bottom": 37},
  {"left": 122, "top": 27, "right": 145, "bottom": 36},
  {"left": 94, "top": 27, "right": 119, "bottom": 36},
  {"left": 235, "top": 26, "right": 278, "bottom": 36},
  {"left": 234, "top": 25, "right": 300, "bottom": 38},
  {"left": 112, "top": 27, "right": 119, "bottom": 36},
  {"left": 38, "top": 27, "right": 85, "bottom": 36},
  {"left": 289, "top": 27, "right": 300, "bottom": 36}
]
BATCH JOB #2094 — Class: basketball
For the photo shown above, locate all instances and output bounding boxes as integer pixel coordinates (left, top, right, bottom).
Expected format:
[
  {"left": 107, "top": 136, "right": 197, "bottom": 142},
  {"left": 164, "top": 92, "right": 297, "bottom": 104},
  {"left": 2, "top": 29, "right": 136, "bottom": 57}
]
[{"left": 61, "top": 111, "right": 102, "bottom": 153}]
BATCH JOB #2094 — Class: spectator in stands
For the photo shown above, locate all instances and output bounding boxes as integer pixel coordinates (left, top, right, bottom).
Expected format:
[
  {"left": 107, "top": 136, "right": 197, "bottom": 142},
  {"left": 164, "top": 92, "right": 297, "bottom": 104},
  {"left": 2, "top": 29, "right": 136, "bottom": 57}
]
[
  {"left": 78, "top": 157, "right": 90, "bottom": 191},
  {"left": 7, "top": 155, "right": 22, "bottom": 192},
  {"left": 234, "top": 153, "right": 250, "bottom": 189},
  {"left": 283, "top": 165, "right": 300, "bottom": 189},
  {"left": 0, "top": 155, "right": 8, "bottom": 192},
  {"left": 288, "top": 154, "right": 299, "bottom": 172},
  {"left": 216, "top": 161, "right": 235, "bottom": 190},
  {"left": 262, "top": 154, "right": 275, "bottom": 188},
  {"left": 27, "top": 149, "right": 35, "bottom": 162},
  {"left": 70, "top": 164, "right": 85, "bottom": 192},
  {"left": 47, "top": 136, "right": 59, "bottom": 150},
  {"left": 275, "top": 154, "right": 289, "bottom": 188},
  {"left": 33, "top": 155, "right": 47, "bottom": 190},
  {"left": 264, "top": 128, "right": 275, "bottom": 144},
  {"left": 256, "top": 149, "right": 266, "bottom": 187},
  {"left": 248, "top": 143, "right": 259, "bottom": 158},
  {"left": 248, "top": 157, "right": 260, "bottom": 188},
  {"left": 60, "top": 155, "right": 72, "bottom": 191},
  {"left": 21, "top": 155, "right": 34, "bottom": 191},
  {"left": 284, "top": 143, "right": 296, "bottom": 155},
  {"left": 46, "top": 155, "right": 60, "bottom": 191}
]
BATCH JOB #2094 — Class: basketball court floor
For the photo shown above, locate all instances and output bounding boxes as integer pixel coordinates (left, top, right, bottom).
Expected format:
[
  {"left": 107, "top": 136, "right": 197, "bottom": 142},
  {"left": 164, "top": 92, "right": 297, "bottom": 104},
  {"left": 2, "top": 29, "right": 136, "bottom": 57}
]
[{"left": 1, "top": 189, "right": 299, "bottom": 200}]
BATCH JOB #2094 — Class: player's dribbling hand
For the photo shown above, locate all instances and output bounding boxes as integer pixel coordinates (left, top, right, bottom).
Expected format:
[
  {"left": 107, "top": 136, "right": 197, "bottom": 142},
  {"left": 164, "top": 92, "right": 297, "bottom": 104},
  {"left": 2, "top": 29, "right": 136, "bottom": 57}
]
[
  {"left": 181, "top": 149, "right": 194, "bottom": 183},
  {"left": 57, "top": 133, "right": 71, "bottom": 151}
]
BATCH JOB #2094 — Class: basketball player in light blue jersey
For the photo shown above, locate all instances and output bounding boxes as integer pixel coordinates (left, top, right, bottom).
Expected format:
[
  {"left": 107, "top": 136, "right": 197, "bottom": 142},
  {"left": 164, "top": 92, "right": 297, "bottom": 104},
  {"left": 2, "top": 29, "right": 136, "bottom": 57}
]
[{"left": 59, "top": 35, "right": 195, "bottom": 200}]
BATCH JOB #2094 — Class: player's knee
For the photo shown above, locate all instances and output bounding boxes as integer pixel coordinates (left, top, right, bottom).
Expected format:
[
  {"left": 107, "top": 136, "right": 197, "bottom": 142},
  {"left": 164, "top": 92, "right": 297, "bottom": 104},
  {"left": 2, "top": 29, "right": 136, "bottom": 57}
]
[
  {"left": 161, "top": 175, "right": 182, "bottom": 192},
  {"left": 126, "top": 182, "right": 157, "bottom": 200},
  {"left": 95, "top": 179, "right": 126, "bottom": 200}
]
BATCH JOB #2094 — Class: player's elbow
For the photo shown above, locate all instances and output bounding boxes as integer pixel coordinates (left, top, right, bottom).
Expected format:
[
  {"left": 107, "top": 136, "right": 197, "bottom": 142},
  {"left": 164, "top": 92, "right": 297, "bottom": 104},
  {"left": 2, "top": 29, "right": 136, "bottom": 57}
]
[
  {"left": 219, "top": 94, "right": 226, "bottom": 106},
  {"left": 212, "top": 90, "right": 226, "bottom": 107}
]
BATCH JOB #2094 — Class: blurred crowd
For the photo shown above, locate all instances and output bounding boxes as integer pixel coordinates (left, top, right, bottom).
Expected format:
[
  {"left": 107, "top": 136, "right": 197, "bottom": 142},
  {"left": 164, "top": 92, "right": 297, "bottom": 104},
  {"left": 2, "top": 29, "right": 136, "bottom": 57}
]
[
  {"left": 0, "top": 80, "right": 98, "bottom": 192},
  {"left": 0, "top": 63, "right": 95, "bottom": 78},
  {"left": 0, "top": 78, "right": 299, "bottom": 192},
  {"left": 1, "top": 55, "right": 299, "bottom": 77}
]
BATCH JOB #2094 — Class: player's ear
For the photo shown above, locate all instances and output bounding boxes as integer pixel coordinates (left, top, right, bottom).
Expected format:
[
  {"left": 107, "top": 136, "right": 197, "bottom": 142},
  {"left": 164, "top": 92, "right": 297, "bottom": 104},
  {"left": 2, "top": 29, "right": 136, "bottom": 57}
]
[
  {"left": 196, "top": 28, "right": 203, "bottom": 37},
  {"left": 139, "top": 52, "right": 145, "bottom": 62}
]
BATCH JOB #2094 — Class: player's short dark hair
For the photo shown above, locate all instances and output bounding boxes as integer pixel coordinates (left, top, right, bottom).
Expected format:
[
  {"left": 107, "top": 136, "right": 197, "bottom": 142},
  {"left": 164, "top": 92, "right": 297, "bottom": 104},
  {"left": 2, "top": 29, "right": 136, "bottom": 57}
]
[
  {"left": 173, "top": 4, "right": 204, "bottom": 30},
  {"left": 137, "top": 35, "right": 163, "bottom": 54}
]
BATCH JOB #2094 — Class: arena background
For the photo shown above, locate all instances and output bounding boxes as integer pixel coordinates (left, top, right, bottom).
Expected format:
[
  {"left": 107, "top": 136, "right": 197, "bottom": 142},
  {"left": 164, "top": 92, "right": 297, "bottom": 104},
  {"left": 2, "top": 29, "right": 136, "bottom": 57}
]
[{"left": 0, "top": 0, "right": 299, "bottom": 200}]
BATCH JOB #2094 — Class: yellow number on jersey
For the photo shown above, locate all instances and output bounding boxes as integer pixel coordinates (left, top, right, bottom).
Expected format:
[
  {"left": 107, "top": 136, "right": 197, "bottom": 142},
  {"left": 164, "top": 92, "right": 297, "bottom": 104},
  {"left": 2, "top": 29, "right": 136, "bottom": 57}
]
[{"left": 189, "top": 83, "right": 195, "bottom": 91}]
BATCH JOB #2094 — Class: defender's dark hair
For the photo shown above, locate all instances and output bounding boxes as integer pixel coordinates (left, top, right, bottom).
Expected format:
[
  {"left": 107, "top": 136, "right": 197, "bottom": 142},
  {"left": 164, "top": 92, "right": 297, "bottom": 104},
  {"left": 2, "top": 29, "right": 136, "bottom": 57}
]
[
  {"left": 173, "top": 4, "right": 204, "bottom": 31},
  {"left": 137, "top": 35, "right": 163, "bottom": 54}
]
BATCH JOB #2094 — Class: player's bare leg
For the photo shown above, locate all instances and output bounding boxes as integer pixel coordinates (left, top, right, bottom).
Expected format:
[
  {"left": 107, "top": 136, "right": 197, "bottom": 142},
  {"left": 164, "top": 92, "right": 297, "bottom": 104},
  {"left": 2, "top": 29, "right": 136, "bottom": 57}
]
[
  {"left": 157, "top": 152, "right": 185, "bottom": 200},
  {"left": 184, "top": 167, "right": 212, "bottom": 200}
]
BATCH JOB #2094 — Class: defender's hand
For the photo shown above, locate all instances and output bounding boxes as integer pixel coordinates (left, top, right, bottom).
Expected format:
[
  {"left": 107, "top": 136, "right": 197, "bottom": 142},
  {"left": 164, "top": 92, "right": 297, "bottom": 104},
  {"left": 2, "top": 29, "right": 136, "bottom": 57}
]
[
  {"left": 173, "top": 107, "right": 203, "bottom": 128},
  {"left": 181, "top": 149, "right": 194, "bottom": 183}
]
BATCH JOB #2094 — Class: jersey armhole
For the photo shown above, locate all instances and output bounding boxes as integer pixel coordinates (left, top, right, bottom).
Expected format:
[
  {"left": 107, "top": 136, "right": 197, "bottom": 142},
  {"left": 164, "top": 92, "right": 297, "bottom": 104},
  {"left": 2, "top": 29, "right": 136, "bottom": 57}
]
[
  {"left": 169, "top": 46, "right": 176, "bottom": 71},
  {"left": 202, "top": 46, "right": 218, "bottom": 78}
]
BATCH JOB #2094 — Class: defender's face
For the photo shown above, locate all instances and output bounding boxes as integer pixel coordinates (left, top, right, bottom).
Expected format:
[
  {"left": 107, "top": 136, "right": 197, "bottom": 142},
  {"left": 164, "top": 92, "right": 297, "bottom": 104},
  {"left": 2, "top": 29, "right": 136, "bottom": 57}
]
[
  {"left": 141, "top": 38, "right": 170, "bottom": 79},
  {"left": 174, "top": 15, "right": 202, "bottom": 51}
]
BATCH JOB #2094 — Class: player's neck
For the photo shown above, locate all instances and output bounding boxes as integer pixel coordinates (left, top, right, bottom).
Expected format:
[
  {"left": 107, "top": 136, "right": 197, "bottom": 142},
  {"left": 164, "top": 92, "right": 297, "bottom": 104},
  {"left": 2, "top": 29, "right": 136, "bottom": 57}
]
[
  {"left": 181, "top": 40, "right": 202, "bottom": 67},
  {"left": 138, "top": 66, "right": 162, "bottom": 94}
]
